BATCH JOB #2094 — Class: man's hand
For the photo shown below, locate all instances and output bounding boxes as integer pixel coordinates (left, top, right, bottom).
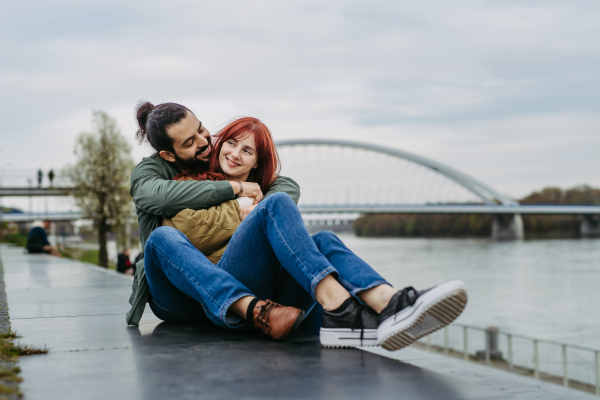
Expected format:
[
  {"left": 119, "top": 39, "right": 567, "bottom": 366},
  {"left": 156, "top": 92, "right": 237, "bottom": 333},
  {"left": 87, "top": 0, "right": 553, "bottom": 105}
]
[
  {"left": 239, "top": 182, "right": 263, "bottom": 203},
  {"left": 239, "top": 204, "right": 258, "bottom": 221}
]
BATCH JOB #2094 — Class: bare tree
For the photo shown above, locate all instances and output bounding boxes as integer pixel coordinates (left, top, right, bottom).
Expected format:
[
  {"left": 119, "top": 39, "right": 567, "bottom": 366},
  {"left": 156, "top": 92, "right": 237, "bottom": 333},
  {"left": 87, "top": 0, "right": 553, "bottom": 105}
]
[{"left": 65, "top": 111, "right": 135, "bottom": 268}]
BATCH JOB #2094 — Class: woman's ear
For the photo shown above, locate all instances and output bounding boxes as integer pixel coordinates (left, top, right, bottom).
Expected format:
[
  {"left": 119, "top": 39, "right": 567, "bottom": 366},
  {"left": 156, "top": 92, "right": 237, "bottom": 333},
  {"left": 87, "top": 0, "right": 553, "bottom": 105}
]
[
  {"left": 159, "top": 150, "right": 176, "bottom": 163},
  {"left": 252, "top": 162, "right": 258, "bottom": 169}
]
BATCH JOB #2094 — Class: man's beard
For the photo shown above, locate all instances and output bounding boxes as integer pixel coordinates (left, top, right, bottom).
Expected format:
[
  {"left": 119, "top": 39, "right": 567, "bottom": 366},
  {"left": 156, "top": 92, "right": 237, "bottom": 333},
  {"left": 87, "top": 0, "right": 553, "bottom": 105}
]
[{"left": 173, "top": 143, "right": 211, "bottom": 171}]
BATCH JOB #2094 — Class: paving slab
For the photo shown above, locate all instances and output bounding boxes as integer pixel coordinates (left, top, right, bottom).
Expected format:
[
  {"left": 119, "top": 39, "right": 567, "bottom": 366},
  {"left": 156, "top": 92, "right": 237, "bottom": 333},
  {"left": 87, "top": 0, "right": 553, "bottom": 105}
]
[
  {"left": 0, "top": 244, "right": 596, "bottom": 400},
  {"left": 365, "top": 347, "right": 599, "bottom": 400}
]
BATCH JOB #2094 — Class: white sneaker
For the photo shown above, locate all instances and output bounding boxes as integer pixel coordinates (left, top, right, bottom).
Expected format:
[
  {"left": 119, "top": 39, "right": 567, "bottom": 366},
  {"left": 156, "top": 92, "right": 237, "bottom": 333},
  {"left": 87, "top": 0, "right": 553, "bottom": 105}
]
[{"left": 377, "top": 280, "right": 468, "bottom": 351}]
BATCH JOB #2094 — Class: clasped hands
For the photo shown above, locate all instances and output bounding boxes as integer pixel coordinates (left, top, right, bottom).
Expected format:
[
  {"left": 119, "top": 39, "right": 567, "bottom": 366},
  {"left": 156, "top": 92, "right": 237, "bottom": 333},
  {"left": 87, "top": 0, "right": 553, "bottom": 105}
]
[{"left": 237, "top": 181, "right": 262, "bottom": 221}]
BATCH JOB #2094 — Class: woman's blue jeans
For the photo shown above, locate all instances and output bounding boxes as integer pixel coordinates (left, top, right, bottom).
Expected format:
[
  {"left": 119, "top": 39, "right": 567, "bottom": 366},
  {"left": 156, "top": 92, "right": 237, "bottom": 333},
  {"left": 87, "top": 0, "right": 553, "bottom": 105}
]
[{"left": 144, "top": 192, "right": 389, "bottom": 335}]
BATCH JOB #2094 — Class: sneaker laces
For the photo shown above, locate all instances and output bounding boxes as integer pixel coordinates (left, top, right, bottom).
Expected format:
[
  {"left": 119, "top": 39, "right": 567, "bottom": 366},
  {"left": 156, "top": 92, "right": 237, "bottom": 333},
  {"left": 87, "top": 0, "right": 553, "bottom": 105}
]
[
  {"left": 351, "top": 301, "right": 377, "bottom": 346},
  {"left": 256, "top": 300, "right": 282, "bottom": 328},
  {"left": 394, "top": 287, "right": 418, "bottom": 321}
]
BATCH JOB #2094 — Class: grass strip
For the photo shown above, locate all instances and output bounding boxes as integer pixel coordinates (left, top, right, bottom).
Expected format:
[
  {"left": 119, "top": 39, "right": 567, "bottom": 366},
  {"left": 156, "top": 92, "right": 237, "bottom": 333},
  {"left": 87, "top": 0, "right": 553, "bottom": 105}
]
[{"left": 0, "top": 249, "right": 49, "bottom": 400}]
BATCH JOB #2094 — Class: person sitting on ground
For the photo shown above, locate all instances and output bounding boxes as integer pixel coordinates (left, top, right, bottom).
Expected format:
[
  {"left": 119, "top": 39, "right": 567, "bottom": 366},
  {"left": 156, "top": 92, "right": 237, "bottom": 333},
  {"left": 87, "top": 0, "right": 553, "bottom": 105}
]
[
  {"left": 131, "top": 104, "right": 469, "bottom": 349},
  {"left": 26, "top": 220, "right": 62, "bottom": 257},
  {"left": 127, "top": 102, "right": 302, "bottom": 334},
  {"left": 117, "top": 249, "right": 134, "bottom": 274}
]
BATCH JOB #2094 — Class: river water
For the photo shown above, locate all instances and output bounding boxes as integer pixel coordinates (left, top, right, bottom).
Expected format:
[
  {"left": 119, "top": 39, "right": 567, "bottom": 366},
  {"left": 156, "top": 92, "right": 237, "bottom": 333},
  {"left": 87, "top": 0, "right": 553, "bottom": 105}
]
[{"left": 337, "top": 235, "right": 600, "bottom": 349}]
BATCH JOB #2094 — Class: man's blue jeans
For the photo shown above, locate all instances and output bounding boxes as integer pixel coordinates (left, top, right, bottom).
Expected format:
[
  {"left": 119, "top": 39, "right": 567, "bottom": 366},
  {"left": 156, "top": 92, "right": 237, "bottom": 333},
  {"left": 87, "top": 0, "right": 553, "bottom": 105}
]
[{"left": 144, "top": 192, "right": 389, "bottom": 335}]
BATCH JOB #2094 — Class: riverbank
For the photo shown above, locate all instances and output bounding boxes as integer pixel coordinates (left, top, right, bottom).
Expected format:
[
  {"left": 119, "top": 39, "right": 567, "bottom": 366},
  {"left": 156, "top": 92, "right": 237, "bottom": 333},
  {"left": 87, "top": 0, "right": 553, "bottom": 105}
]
[
  {"left": 353, "top": 213, "right": 589, "bottom": 238},
  {"left": 353, "top": 185, "right": 600, "bottom": 238}
]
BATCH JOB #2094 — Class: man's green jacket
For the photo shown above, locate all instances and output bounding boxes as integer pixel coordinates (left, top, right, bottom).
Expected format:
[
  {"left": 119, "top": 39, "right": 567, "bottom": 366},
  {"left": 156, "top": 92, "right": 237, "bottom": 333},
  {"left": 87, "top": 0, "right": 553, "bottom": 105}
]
[{"left": 126, "top": 154, "right": 300, "bottom": 325}]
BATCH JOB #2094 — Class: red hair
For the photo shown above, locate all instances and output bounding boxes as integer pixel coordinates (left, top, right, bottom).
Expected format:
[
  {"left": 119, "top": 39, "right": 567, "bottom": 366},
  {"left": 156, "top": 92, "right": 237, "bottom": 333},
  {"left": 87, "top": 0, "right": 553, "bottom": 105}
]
[
  {"left": 173, "top": 171, "right": 226, "bottom": 182},
  {"left": 209, "top": 117, "right": 280, "bottom": 193}
]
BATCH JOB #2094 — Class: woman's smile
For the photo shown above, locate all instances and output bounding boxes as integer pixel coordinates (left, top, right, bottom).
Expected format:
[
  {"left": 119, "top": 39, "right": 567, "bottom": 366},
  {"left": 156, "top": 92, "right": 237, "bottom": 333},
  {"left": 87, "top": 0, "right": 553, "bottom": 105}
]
[{"left": 226, "top": 157, "right": 241, "bottom": 167}]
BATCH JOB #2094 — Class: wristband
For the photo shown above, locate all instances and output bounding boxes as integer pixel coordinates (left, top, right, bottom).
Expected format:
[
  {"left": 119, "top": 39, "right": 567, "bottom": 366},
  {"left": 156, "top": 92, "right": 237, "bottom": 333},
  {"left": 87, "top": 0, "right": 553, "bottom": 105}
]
[{"left": 234, "top": 180, "right": 243, "bottom": 198}]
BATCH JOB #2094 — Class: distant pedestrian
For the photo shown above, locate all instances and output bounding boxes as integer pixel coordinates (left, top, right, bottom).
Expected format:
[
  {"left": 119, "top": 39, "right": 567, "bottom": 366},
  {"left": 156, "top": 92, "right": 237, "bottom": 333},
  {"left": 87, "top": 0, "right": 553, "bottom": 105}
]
[
  {"left": 117, "top": 249, "right": 134, "bottom": 275},
  {"left": 48, "top": 170, "right": 55, "bottom": 187},
  {"left": 37, "top": 169, "right": 43, "bottom": 188},
  {"left": 26, "top": 220, "right": 62, "bottom": 257}
]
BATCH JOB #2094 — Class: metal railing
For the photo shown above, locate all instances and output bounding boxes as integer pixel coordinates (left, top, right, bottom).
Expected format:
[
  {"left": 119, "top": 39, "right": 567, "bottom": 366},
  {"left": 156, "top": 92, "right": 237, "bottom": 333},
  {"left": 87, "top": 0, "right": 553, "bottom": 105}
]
[{"left": 416, "top": 323, "right": 600, "bottom": 396}]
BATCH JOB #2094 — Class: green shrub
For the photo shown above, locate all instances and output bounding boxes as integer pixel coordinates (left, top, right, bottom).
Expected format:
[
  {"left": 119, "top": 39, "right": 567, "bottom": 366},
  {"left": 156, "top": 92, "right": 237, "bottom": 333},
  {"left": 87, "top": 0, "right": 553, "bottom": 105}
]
[
  {"left": 78, "top": 249, "right": 115, "bottom": 269},
  {"left": 0, "top": 234, "right": 28, "bottom": 247},
  {"left": 79, "top": 250, "right": 99, "bottom": 265}
]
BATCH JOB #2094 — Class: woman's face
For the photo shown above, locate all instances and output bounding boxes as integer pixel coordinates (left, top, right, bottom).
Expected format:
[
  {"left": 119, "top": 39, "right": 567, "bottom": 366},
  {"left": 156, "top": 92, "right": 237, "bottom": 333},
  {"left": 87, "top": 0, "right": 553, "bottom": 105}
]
[{"left": 218, "top": 132, "right": 258, "bottom": 181}]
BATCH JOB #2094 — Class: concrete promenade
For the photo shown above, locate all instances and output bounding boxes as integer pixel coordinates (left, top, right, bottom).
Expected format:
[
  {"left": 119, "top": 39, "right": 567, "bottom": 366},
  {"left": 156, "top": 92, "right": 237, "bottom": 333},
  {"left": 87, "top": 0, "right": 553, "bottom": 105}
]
[{"left": 0, "top": 244, "right": 596, "bottom": 400}]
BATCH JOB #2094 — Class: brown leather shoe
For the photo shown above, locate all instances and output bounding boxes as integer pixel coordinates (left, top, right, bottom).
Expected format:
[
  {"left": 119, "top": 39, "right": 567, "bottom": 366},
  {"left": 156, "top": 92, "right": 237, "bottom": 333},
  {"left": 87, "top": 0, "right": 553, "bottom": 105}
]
[{"left": 252, "top": 300, "right": 305, "bottom": 340}]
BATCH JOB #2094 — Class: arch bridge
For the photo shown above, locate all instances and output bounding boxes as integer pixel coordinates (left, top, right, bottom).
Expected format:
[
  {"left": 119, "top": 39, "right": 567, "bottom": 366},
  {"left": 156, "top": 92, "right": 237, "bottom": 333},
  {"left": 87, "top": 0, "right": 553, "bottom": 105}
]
[
  {"left": 2, "top": 141, "right": 599, "bottom": 239},
  {"left": 275, "top": 139, "right": 600, "bottom": 239}
]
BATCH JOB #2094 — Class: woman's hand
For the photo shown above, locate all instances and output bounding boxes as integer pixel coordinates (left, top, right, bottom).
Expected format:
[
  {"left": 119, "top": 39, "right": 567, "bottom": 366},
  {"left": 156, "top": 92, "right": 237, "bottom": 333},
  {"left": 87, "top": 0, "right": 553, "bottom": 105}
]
[
  {"left": 239, "top": 182, "right": 263, "bottom": 203},
  {"left": 239, "top": 204, "right": 258, "bottom": 221}
]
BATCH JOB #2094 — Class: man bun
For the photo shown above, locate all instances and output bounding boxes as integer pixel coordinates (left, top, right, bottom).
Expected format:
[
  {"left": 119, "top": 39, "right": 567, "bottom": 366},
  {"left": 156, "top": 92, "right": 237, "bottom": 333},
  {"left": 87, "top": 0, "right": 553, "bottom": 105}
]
[
  {"left": 135, "top": 101, "right": 155, "bottom": 143},
  {"left": 133, "top": 101, "right": 190, "bottom": 153}
]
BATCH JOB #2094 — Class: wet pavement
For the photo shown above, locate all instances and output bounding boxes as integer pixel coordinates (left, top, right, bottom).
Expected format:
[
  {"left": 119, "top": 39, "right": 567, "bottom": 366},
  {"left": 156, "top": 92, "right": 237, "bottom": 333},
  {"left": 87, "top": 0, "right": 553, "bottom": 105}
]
[{"left": 0, "top": 244, "right": 595, "bottom": 400}]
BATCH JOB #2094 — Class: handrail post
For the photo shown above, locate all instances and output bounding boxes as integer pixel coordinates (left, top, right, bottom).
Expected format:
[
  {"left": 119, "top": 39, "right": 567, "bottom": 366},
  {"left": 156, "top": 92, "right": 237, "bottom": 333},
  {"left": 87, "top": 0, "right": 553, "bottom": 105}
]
[
  {"left": 444, "top": 326, "right": 449, "bottom": 355},
  {"left": 533, "top": 339, "right": 539, "bottom": 380},
  {"left": 562, "top": 344, "right": 568, "bottom": 387},
  {"left": 485, "top": 329, "right": 491, "bottom": 366},
  {"left": 463, "top": 325, "right": 468, "bottom": 361},
  {"left": 596, "top": 350, "right": 600, "bottom": 396},
  {"left": 507, "top": 334, "right": 513, "bottom": 372}
]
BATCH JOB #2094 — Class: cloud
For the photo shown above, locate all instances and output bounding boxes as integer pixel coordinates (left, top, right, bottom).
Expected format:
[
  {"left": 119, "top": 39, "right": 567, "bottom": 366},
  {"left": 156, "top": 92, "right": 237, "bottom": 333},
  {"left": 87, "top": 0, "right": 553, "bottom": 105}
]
[{"left": 0, "top": 0, "right": 598, "bottom": 204}]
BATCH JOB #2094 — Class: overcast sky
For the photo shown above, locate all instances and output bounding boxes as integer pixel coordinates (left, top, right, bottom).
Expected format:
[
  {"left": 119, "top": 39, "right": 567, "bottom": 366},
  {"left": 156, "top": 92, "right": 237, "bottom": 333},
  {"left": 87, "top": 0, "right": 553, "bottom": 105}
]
[{"left": 1, "top": 0, "right": 599, "bottom": 199}]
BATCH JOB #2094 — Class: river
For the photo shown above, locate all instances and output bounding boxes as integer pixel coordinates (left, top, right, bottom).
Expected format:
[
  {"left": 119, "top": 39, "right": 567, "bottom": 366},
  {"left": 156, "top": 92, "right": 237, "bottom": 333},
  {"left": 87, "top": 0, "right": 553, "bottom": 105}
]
[{"left": 336, "top": 235, "right": 600, "bottom": 349}]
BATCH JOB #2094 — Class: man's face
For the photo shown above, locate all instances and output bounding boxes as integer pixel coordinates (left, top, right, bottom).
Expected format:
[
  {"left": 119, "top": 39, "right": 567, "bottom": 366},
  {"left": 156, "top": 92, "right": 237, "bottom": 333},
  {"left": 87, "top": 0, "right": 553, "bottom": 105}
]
[{"left": 161, "top": 111, "right": 212, "bottom": 170}]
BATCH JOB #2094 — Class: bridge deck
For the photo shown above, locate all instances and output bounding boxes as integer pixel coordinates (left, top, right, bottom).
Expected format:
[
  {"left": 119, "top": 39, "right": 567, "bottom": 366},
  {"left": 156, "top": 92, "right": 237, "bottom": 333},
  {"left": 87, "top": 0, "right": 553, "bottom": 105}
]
[
  {"left": 3, "top": 204, "right": 600, "bottom": 223},
  {"left": 0, "top": 244, "right": 595, "bottom": 400},
  {"left": 0, "top": 187, "right": 75, "bottom": 196},
  {"left": 299, "top": 204, "right": 600, "bottom": 214}
]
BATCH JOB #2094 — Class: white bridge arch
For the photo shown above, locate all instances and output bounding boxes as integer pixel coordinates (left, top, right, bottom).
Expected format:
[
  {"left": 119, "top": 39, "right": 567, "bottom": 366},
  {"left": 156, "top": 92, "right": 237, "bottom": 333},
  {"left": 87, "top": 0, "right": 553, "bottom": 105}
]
[
  {"left": 275, "top": 139, "right": 517, "bottom": 210},
  {"left": 274, "top": 140, "right": 600, "bottom": 239},
  {"left": 276, "top": 139, "right": 528, "bottom": 240}
]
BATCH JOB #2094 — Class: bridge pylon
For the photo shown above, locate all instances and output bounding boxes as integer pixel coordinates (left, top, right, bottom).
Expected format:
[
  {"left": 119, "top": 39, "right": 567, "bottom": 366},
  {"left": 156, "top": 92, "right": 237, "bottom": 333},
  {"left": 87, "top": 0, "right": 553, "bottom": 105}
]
[
  {"left": 491, "top": 214, "right": 524, "bottom": 240},
  {"left": 581, "top": 215, "right": 600, "bottom": 237}
]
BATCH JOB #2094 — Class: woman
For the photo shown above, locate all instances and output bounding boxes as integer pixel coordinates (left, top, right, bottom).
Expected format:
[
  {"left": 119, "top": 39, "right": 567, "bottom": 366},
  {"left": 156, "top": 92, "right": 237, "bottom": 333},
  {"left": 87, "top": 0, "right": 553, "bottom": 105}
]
[
  {"left": 162, "top": 117, "right": 288, "bottom": 264},
  {"left": 140, "top": 110, "right": 468, "bottom": 349}
]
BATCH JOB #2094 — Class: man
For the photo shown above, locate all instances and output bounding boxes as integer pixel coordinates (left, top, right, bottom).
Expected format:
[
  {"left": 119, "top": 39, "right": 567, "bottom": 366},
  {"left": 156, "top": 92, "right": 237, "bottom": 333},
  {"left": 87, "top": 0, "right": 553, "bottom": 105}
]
[
  {"left": 26, "top": 220, "right": 62, "bottom": 257},
  {"left": 127, "top": 102, "right": 302, "bottom": 339}
]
